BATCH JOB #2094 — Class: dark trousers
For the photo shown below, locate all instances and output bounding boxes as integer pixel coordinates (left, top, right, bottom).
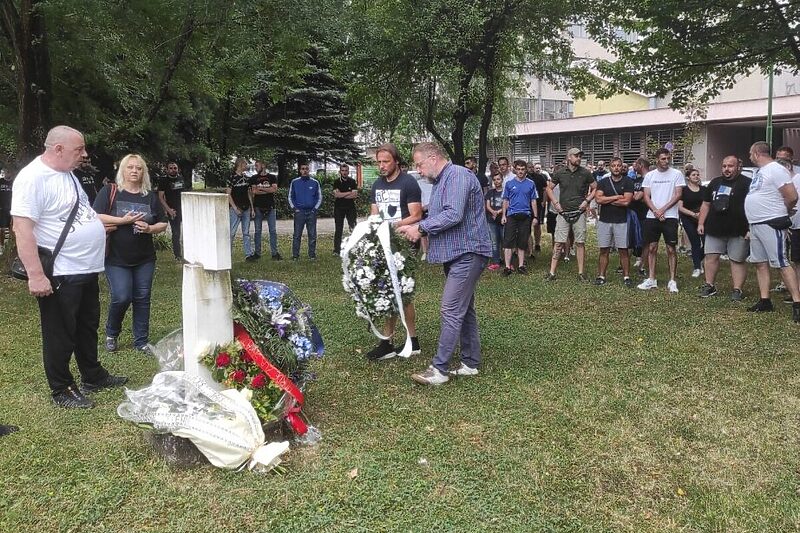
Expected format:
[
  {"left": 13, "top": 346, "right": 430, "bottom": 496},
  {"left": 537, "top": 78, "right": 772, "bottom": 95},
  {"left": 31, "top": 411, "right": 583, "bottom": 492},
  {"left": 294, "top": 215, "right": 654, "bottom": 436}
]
[
  {"left": 169, "top": 215, "right": 182, "bottom": 259},
  {"left": 37, "top": 274, "right": 108, "bottom": 393},
  {"left": 680, "top": 214, "right": 705, "bottom": 269},
  {"left": 333, "top": 204, "right": 357, "bottom": 253},
  {"left": 105, "top": 261, "right": 156, "bottom": 348},
  {"left": 292, "top": 209, "right": 317, "bottom": 258},
  {"left": 432, "top": 253, "right": 488, "bottom": 373}
]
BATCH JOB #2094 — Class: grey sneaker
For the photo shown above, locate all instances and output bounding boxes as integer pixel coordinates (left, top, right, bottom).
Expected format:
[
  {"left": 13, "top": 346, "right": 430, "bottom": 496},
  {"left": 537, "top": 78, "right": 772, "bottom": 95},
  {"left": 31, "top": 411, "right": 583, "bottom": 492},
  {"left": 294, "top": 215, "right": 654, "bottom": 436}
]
[
  {"left": 729, "top": 288, "right": 744, "bottom": 302},
  {"left": 411, "top": 365, "right": 449, "bottom": 385},
  {"left": 593, "top": 276, "right": 606, "bottom": 286},
  {"left": 449, "top": 363, "right": 479, "bottom": 377},
  {"left": 105, "top": 336, "right": 118, "bottom": 352},
  {"left": 545, "top": 272, "right": 557, "bottom": 281},
  {"left": 699, "top": 283, "right": 718, "bottom": 298}
]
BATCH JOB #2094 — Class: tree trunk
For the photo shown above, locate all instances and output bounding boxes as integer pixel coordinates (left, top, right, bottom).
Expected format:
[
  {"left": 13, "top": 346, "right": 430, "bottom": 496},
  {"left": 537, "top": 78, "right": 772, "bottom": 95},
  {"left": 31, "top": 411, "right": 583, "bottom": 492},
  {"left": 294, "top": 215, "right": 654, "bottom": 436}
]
[
  {"left": 1, "top": 0, "right": 53, "bottom": 164},
  {"left": 478, "top": 48, "right": 498, "bottom": 180}
]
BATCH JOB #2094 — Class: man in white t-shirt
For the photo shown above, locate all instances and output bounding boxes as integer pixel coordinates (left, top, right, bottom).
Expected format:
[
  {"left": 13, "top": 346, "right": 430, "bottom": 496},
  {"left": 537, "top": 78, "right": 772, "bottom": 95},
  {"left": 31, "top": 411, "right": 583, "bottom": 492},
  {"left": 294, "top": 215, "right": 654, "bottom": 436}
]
[
  {"left": 744, "top": 141, "right": 800, "bottom": 321},
  {"left": 637, "top": 148, "right": 685, "bottom": 293},
  {"left": 12, "top": 126, "right": 127, "bottom": 409}
]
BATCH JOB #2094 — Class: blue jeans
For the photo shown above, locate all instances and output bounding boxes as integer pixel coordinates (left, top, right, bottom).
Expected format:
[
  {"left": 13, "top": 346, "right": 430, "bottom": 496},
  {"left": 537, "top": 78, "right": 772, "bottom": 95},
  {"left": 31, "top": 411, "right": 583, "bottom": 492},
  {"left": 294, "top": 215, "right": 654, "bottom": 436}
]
[
  {"left": 105, "top": 261, "right": 156, "bottom": 348},
  {"left": 487, "top": 219, "right": 503, "bottom": 264},
  {"left": 292, "top": 209, "right": 317, "bottom": 258},
  {"left": 432, "top": 253, "right": 488, "bottom": 374},
  {"left": 229, "top": 207, "right": 253, "bottom": 257},
  {"left": 253, "top": 207, "right": 279, "bottom": 256}
]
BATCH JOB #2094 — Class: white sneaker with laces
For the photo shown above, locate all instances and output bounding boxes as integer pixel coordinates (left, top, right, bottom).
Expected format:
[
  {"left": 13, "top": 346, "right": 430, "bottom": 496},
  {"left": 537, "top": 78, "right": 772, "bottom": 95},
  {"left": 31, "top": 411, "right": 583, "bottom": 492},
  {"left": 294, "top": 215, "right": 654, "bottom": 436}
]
[
  {"left": 668, "top": 280, "right": 679, "bottom": 293},
  {"left": 449, "top": 363, "right": 479, "bottom": 377},
  {"left": 691, "top": 269, "right": 701, "bottom": 278},
  {"left": 637, "top": 278, "right": 658, "bottom": 290},
  {"left": 411, "top": 365, "right": 449, "bottom": 385}
]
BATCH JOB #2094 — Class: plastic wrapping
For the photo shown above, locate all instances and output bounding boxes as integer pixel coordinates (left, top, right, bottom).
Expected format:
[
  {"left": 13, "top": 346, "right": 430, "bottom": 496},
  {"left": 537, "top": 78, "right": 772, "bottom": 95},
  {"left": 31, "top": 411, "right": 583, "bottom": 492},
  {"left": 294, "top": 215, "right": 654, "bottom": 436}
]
[{"left": 117, "top": 371, "right": 288, "bottom": 471}]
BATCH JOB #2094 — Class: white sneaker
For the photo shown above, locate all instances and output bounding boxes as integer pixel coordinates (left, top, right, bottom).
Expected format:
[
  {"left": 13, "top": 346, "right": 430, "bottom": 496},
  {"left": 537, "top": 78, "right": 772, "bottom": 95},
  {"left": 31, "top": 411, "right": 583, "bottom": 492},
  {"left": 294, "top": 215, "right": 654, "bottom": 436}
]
[
  {"left": 449, "top": 363, "right": 479, "bottom": 377},
  {"left": 691, "top": 269, "right": 701, "bottom": 278},
  {"left": 637, "top": 278, "right": 658, "bottom": 290},
  {"left": 668, "top": 280, "right": 679, "bottom": 293},
  {"left": 420, "top": 252, "right": 427, "bottom": 262},
  {"left": 411, "top": 365, "right": 449, "bottom": 385}
]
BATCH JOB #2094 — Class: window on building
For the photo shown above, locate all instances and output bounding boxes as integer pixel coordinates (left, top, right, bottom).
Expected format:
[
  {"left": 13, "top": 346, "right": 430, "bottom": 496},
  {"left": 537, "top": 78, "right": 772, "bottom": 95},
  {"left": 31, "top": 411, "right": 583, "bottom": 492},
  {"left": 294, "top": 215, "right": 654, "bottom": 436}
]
[
  {"left": 619, "top": 132, "right": 643, "bottom": 165},
  {"left": 513, "top": 98, "right": 534, "bottom": 123},
  {"left": 541, "top": 100, "right": 573, "bottom": 120},
  {"left": 646, "top": 128, "right": 686, "bottom": 168}
]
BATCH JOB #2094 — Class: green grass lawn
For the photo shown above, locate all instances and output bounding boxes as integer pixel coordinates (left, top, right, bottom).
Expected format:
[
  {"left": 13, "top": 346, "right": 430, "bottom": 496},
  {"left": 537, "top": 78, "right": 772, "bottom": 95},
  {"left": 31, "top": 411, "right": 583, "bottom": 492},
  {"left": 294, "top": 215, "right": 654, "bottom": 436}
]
[{"left": 1, "top": 233, "right": 799, "bottom": 532}]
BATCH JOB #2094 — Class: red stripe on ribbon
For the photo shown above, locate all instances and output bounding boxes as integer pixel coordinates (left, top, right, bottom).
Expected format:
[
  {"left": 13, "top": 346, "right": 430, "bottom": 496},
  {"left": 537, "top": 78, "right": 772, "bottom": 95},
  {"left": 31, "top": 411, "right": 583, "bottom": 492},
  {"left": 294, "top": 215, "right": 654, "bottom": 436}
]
[{"left": 233, "top": 322, "right": 307, "bottom": 434}]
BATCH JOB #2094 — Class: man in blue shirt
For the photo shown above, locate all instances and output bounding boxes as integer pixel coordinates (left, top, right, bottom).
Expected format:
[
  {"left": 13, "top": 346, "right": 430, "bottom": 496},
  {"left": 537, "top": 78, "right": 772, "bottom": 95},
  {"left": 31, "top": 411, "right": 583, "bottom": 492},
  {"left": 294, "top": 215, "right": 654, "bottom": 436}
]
[
  {"left": 398, "top": 142, "right": 492, "bottom": 385},
  {"left": 501, "top": 160, "right": 539, "bottom": 276},
  {"left": 288, "top": 162, "right": 322, "bottom": 260}
]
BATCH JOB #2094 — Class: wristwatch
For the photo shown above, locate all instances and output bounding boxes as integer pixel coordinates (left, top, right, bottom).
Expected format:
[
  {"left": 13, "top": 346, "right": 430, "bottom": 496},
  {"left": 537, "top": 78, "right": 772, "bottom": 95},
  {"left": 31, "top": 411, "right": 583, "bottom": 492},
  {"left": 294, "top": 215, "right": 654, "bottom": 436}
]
[{"left": 418, "top": 225, "right": 428, "bottom": 237}]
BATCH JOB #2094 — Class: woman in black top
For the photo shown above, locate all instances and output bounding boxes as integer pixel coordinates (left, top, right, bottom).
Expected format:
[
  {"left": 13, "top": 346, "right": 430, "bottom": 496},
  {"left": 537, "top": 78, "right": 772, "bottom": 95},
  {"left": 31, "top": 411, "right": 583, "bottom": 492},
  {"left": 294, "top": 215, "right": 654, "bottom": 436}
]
[
  {"left": 93, "top": 154, "right": 167, "bottom": 354},
  {"left": 678, "top": 168, "right": 707, "bottom": 277},
  {"left": 227, "top": 157, "right": 254, "bottom": 259}
]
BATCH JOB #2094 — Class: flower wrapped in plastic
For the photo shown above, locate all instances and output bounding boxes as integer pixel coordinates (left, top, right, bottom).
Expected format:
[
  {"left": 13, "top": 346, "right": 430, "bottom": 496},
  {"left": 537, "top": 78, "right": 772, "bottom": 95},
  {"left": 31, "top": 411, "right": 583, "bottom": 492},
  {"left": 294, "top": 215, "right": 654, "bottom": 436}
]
[
  {"left": 341, "top": 216, "right": 417, "bottom": 353},
  {"left": 117, "top": 371, "right": 289, "bottom": 472},
  {"left": 199, "top": 280, "right": 324, "bottom": 434}
]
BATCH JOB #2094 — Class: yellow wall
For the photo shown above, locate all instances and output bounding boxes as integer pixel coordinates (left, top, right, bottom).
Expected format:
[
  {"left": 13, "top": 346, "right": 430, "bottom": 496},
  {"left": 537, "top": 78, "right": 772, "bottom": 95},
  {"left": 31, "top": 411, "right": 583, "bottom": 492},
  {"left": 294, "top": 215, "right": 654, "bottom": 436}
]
[{"left": 574, "top": 90, "right": 649, "bottom": 117}]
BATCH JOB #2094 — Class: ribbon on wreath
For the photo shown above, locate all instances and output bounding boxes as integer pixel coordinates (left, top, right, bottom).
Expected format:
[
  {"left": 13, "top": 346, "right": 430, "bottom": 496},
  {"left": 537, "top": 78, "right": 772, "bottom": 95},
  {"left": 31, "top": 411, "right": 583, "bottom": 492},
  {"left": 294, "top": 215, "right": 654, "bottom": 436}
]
[
  {"left": 340, "top": 217, "right": 413, "bottom": 358},
  {"left": 233, "top": 322, "right": 308, "bottom": 435}
]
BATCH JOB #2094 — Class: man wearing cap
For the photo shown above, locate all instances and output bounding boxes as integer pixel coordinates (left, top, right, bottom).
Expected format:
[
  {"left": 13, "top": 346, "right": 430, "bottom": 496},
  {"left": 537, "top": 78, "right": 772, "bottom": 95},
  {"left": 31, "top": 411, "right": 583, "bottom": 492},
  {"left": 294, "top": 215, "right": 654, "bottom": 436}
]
[{"left": 545, "top": 148, "right": 596, "bottom": 281}]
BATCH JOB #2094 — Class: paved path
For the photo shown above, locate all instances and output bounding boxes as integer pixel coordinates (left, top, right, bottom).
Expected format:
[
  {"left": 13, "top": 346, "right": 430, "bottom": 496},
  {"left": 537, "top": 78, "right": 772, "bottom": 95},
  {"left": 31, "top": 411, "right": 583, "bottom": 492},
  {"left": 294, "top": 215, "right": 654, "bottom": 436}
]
[{"left": 274, "top": 217, "right": 364, "bottom": 236}]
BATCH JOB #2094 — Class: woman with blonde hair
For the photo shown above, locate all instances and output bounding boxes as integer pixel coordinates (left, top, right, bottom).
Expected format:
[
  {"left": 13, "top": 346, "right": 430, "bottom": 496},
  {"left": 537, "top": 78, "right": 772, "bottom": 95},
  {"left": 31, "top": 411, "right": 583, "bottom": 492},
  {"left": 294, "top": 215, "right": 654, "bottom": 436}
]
[{"left": 93, "top": 154, "right": 167, "bottom": 354}]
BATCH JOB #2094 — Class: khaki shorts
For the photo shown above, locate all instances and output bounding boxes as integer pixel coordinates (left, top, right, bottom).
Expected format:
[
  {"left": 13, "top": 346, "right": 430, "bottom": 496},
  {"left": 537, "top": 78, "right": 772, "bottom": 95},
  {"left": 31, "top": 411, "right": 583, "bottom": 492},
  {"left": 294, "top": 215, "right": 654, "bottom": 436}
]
[{"left": 554, "top": 212, "right": 587, "bottom": 243}]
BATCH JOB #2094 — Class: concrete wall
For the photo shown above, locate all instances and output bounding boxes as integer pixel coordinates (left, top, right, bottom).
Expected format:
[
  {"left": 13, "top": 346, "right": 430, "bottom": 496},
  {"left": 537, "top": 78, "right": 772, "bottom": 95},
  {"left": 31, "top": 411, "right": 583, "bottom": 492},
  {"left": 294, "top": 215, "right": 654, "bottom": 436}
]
[{"left": 574, "top": 90, "right": 649, "bottom": 116}]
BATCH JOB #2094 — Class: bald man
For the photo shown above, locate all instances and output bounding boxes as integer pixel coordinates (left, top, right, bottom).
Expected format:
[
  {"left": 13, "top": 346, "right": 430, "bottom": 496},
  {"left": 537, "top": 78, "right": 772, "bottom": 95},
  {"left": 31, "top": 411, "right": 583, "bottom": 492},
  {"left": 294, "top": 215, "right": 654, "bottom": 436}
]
[
  {"left": 697, "top": 156, "right": 752, "bottom": 300},
  {"left": 12, "top": 126, "right": 127, "bottom": 409}
]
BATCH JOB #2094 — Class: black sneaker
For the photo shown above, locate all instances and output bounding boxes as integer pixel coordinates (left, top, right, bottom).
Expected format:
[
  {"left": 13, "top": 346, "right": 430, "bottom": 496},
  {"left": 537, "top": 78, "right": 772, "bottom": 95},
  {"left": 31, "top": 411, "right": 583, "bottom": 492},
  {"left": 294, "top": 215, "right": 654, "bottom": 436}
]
[
  {"left": 53, "top": 385, "right": 95, "bottom": 409},
  {"left": 253, "top": 253, "right": 261, "bottom": 259},
  {"left": 730, "top": 288, "right": 744, "bottom": 302},
  {"left": 245, "top": 254, "right": 258, "bottom": 262},
  {"left": 794, "top": 302, "right": 800, "bottom": 323},
  {"left": 394, "top": 336, "right": 422, "bottom": 357},
  {"left": 615, "top": 266, "right": 624, "bottom": 274},
  {"left": 545, "top": 272, "right": 556, "bottom": 281},
  {"left": 366, "top": 340, "right": 396, "bottom": 361},
  {"left": 105, "top": 336, "right": 118, "bottom": 352},
  {"left": 534, "top": 245, "right": 541, "bottom": 252},
  {"left": 699, "top": 283, "right": 718, "bottom": 298},
  {"left": 502, "top": 267, "right": 514, "bottom": 277},
  {"left": 747, "top": 299, "right": 774, "bottom": 313},
  {"left": 784, "top": 294, "right": 793, "bottom": 304},
  {"left": 638, "top": 267, "right": 647, "bottom": 278},
  {"left": 578, "top": 273, "right": 589, "bottom": 282},
  {"left": 593, "top": 276, "right": 606, "bottom": 286},
  {"left": 623, "top": 277, "right": 634, "bottom": 288},
  {"left": 517, "top": 265, "right": 528, "bottom": 275},
  {"left": 80, "top": 374, "right": 129, "bottom": 394},
  {"left": 272, "top": 253, "right": 283, "bottom": 260},
  {"left": 0, "top": 424, "right": 19, "bottom": 437}
]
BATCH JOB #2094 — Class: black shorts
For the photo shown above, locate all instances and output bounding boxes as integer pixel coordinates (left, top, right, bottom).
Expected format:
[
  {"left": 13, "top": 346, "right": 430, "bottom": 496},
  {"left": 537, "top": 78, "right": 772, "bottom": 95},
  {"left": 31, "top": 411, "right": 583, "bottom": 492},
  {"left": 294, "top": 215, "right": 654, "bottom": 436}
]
[
  {"left": 546, "top": 212, "right": 557, "bottom": 234},
  {"left": 503, "top": 213, "right": 531, "bottom": 249},
  {"left": 644, "top": 218, "right": 679, "bottom": 246},
  {"left": 0, "top": 208, "right": 10, "bottom": 228},
  {"left": 790, "top": 230, "right": 800, "bottom": 264}
]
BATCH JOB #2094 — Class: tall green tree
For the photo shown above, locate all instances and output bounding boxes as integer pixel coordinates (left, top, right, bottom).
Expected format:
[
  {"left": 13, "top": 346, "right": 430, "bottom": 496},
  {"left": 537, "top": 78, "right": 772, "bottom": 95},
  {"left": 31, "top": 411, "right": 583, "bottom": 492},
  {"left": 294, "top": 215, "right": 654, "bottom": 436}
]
[
  {"left": 585, "top": 0, "right": 800, "bottom": 108},
  {"left": 247, "top": 47, "right": 362, "bottom": 184}
]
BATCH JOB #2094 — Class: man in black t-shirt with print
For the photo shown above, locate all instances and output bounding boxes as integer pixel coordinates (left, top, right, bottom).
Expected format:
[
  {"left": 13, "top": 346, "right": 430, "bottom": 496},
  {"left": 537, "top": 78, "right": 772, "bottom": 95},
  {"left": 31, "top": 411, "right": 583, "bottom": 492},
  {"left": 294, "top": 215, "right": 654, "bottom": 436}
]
[
  {"left": 697, "top": 155, "right": 752, "bottom": 300},
  {"left": 332, "top": 163, "right": 359, "bottom": 255},
  {"left": 366, "top": 143, "right": 423, "bottom": 362},
  {"left": 251, "top": 160, "right": 282, "bottom": 260},
  {"left": 157, "top": 161, "right": 185, "bottom": 260}
]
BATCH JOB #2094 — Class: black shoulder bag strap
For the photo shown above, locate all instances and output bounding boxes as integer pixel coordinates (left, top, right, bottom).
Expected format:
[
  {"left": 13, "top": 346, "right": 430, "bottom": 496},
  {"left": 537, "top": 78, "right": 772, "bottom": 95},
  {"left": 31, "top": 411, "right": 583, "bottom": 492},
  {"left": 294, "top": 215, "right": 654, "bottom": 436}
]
[{"left": 50, "top": 173, "right": 82, "bottom": 262}]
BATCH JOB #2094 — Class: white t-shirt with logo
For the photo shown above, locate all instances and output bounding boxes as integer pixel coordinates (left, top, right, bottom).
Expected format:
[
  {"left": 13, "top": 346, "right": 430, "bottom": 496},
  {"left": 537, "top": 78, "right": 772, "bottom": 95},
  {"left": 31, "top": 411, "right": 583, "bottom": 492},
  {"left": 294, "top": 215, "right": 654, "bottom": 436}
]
[
  {"left": 745, "top": 161, "right": 794, "bottom": 224},
  {"left": 10, "top": 156, "right": 106, "bottom": 275},
  {"left": 642, "top": 167, "right": 685, "bottom": 219}
]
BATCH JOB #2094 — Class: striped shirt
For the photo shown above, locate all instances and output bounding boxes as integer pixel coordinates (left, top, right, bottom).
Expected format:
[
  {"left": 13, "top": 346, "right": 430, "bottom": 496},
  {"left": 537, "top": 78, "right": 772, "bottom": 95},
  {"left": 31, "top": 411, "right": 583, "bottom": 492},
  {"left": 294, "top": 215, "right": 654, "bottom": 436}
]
[{"left": 419, "top": 162, "right": 492, "bottom": 264}]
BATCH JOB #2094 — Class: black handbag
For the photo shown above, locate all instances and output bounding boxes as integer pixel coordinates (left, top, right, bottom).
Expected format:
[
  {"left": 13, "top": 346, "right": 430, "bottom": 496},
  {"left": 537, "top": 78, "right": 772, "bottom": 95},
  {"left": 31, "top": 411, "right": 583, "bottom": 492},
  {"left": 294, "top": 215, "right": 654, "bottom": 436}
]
[{"left": 11, "top": 175, "right": 81, "bottom": 282}]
